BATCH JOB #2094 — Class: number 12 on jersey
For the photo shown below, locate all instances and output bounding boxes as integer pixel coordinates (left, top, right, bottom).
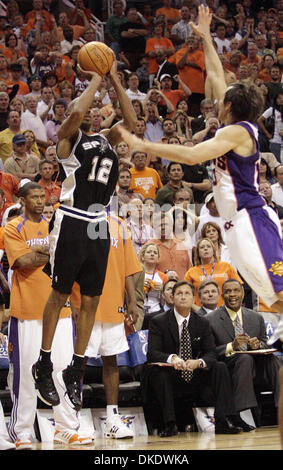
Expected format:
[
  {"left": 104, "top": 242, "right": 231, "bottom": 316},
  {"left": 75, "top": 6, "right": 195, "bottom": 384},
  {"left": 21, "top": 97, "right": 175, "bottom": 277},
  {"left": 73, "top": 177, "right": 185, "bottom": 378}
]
[{"left": 88, "top": 156, "right": 113, "bottom": 185}]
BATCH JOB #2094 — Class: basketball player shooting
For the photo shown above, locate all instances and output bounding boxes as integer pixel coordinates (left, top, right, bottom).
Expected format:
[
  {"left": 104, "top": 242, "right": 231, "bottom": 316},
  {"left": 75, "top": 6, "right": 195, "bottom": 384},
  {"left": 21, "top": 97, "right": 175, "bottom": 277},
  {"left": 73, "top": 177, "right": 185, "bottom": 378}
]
[
  {"left": 119, "top": 5, "right": 283, "bottom": 446},
  {"left": 32, "top": 52, "right": 136, "bottom": 412}
]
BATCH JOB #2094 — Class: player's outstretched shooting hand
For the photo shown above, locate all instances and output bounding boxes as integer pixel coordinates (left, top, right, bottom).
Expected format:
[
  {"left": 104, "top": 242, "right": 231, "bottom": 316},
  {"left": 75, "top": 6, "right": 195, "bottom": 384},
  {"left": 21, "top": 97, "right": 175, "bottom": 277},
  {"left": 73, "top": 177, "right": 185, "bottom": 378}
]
[
  {"left": 109, "top": 53, "right": 118, "bottom": 79},
  {"left": 76, "top": 63, "right": 101, "bottom": 81},
  {"left": 189, "top": 5, "right": 212, "bottom": 39}
]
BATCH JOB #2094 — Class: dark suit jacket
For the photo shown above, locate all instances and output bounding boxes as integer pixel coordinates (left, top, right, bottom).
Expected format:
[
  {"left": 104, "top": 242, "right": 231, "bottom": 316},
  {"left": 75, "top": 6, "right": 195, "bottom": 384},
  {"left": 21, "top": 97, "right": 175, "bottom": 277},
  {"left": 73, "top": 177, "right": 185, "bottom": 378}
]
[
  {"left": 147, "top": 309, "right": 217, "bottom": 369},
  {"left": 191, "top": 115, "right": 205, "bottom": 135},
  {"left": 196, "top": 306, "right": 210, "bottom": 316},
  {"left": 206, "top": 306, "right": 269, "bottom": 360}
]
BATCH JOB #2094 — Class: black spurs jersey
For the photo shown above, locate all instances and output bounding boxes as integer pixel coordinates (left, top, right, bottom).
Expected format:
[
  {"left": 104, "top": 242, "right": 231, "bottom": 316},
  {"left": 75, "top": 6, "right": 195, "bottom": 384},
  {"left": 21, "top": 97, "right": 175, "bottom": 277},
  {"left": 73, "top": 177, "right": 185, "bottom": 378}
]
[{"left": 58, "top": 129, "right": 118, "bottom": 213}]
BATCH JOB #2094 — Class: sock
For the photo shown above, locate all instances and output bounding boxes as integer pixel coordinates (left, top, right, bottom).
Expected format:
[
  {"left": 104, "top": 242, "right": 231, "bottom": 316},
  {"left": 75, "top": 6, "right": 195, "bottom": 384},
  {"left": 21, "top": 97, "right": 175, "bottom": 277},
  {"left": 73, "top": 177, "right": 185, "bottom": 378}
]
[
  {"left": 107, "top": 405, "right": 118, "bottom": 418},
  {"left": 71, "top": 354, "right": 85, "bottom": 369},
  {"left": 39, "top": 349, "right": 51, "bottom": 364}
]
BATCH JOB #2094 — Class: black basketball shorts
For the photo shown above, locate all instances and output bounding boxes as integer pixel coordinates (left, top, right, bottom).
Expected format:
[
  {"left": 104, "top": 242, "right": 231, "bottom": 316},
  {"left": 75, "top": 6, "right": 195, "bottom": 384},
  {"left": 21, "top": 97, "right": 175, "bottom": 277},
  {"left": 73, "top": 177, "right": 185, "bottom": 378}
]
[{"left": 44, "top": 207, "right": 110, "bottom": 297}]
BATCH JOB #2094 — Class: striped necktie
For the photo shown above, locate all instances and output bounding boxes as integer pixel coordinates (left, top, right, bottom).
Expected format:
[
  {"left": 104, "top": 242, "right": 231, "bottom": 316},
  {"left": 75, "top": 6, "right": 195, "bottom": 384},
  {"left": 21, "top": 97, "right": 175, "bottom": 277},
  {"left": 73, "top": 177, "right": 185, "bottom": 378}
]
[
  {"left": 180, "top": 319, "right": 193, "bottom": 382},
  {"left": 233, "top": 314, "right": 247, "bottom": 351}
]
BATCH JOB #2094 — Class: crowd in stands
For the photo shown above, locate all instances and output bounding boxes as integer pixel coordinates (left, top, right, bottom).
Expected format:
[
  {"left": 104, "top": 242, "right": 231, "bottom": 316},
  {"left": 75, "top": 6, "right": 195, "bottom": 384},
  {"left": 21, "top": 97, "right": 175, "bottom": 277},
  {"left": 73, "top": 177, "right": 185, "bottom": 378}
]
[{"left": 0, "top": 0, "right": 283, "bottom": 439}]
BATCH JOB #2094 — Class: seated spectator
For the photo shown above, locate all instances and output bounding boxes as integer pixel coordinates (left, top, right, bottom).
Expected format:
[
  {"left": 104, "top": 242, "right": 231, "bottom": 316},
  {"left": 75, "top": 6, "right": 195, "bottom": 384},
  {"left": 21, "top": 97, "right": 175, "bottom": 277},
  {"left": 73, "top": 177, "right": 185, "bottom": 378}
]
[
  {"left": 0, "top": 92, "right": 9, "bottom": 131},
  {"left": 143, "top": 197, "right": 155, "bottom": 229},
  {"left": 259, "top": 179, "right": 283, "bottom": 219},
  {"left": 259, "top": 157, "right": 276, "bottom": 184},
  {"left": 126, "top": 197, "right": 154, "bottom": 254},
  {"left": 6, "top": 62, "right": 29, "bottom": 96},
  {"left": 160, "top": 278, "right": 178, "bottom": 312},
  {"left": 170, "top": 205, "right": 194, "bottom": 260},
  {"left": 136, "top": 55, "right": 150, "bottom": 93},
  {"left": 200, "top": 221, "right": 233, "bottom": 265},
  {"left": 184, "top": 237, "right": 242, "bottom": 309},
  {"left": 155, "top": 161, "right": 191, "bottom": 209},
  {"left": 37, "top": 159, "right": 61, "bottom": 204},
  {"left": 119, "top": 7, "right": 148, "bottom": 71},
  {"left": 69, "top": 0, "right": 92, "bottom": 27},
  {"left": 131, "top": 99, "right": 144, "bottom": 119},
  {"left": 3, "top": 32, "right": 25, "bottom": 64},
  {"left": 147, "top": 211, "right": 192, "bottom": 280},
  {"left": 173, "top": 110, "right": 192, "bottom": 141},
  {"left": 264, "top": 64, "right": 283, "bottom": 105},
  {"left": 258, "top": 90, "right": 283, "bottom": 161},
  {"left": 25, "top": 0, "right": 53, "bottom": 31},
  {"left": 145, "top": 22, "right": 175, "bottom": 86},
  {"left": 45, "top": 98, "right": 67, "bottom": 144},
  {"left": 156, "top": 0, "right": 181, "bottom": 30},
  {"left": 30, "top": 43, "right": 54, "bottom": 78},
  {"left": 58, "top": 80, "right": 74, "bottom": 106},
  {"left": 23, "top": 129, "right": 40, "bottom": 158},
  {"left": 143, "top": 279, "right": 241, "bottom": 437},
  {"left": 129, "top": 150, "right": 163, "bottom": 200},
  {"left": 60, "top": 25, "right": 83, "bottom": 55},
  {"left": 197, "top": 279, "right": 220, "bottom": 316},
  {"left": 192, "top": 116, "right": 220, "bottom": 144},
  {"left": 271, "top": 164, "right": 283, "bottom": 207},
  {"left": 206, "top": 279, "right": 280, "bottom": 427},
  {"left": 138, "top": 242, "right": 168, "bottom": 328},
  {"left": 0, "top": 168, "right": 19, "bottom": 204},
  {"left": 159, "top": 73, "right": 191, "bottom": 116},
  {"left": 4, "top": 133, "right": 39, "bottom": 181},
  {"left": 37, "top": 86, "right": 54, "bottom": 124},
  {"left": 25, "top": 74, "right": 42, "bottom": 101},
  {"left": 194, "top": 192, "right": 226, "bottom": 242},
  {"left": 173, "top": 35, "right": 205, "bottom": 116},
  {"left": 190, "top": 98, "right": 216, "bottom": 135},
  {"left": 57, "top": 11, "right": 89, "bottom": 43},
  {"left": 213, "top": 22, "right": 231, "bottom": 54},
  {"left": 0, "top": 187, "right": 14, "bottom": 225},
  {"left": 144, "top": 102, "right": 164, "bottom": 143},
  {"left": 0, "top": 109, "right": 22, "bottom": 164},
  {"left": 115, "top": 141, "right": 133, "bottom": 170},
  {"left": 242, "top": 41, "right": 262, "bottom": 67},
  {"left": 171, "top": 4, "right": 192, "bottom": 50},
  {"left": 181, "top": 160, "right": 211, "bottom": 206},
  {"left": 105, "top": 0, "right": 127, "bottom": 58},
  {"left": 42, "top": 200, "right": 54, "bottom": 222},
  {"left": 20, "top": 94, "right": 53, "bottom": 151},
  {"left": 126, "top": 73, "right": 146, "bottom": 103},
  {"left": 115, "top": 168, "right": 142, "bottom": 210},
  {"left": 155, "top": 48, "right": 178, "bottom": 87},
  {"left": 258, "top": 53, "right": 275, "bottom": 83}
]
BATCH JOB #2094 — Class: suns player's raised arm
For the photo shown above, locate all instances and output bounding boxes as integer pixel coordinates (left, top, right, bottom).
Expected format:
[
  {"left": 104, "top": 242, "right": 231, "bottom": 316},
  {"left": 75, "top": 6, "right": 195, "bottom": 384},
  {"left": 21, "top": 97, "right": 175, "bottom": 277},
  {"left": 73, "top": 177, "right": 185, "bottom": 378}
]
[
  {"left": 101, "top": 60, "right": 137, "bottom": 146},
  {"left": 57, "top": 69, "right": 102, "bottom": 143},
  {"left": 190, "top": 5, "right": 227, "bottom": 102},
  {"left": 118, "top": 125, "right": 241, "bottom": 166}
]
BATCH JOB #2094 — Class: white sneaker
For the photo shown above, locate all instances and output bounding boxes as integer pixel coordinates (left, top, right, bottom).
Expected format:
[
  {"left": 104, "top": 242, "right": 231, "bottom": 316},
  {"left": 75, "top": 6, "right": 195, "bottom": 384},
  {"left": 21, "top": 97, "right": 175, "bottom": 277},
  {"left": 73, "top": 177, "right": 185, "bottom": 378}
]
[
  {"left": 104, "top": 415, "right": 134, "bottom": 439},
  {"left": 54, "top": 429, "right": 93, "bottom": 445},
  {"left": 267, "top": 317, "right": 283, "bottom": 345},
  {"left": 15, "top": 437, "right": 32, "bottom": 450},
  {"left": 0, "top": 437, "right": 15, "bottom": 450}
]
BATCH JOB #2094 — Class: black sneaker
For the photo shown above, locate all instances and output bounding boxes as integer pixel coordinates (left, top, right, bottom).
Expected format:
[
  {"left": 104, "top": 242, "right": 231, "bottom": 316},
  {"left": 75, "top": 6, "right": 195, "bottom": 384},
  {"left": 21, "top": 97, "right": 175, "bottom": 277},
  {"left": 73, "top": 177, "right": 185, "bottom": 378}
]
[
  {"left": 57, "top": 365, "right": 83, "bottom": 411},
  {"left": 31, "top": 361, "right": 60, "bottom": 407}
]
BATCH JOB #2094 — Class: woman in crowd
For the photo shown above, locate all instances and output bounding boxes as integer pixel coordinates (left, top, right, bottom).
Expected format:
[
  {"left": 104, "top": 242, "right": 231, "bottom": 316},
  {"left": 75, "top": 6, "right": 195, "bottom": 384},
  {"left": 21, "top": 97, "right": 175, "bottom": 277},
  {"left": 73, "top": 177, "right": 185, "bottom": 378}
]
[
  {"left": 23, "top": 129, "right": 40, "bottom": 158},
  {"left": 115, "top": 141, "right": 133, "bottom": 170},
  {"left": 200, "top": 221, "right": 233, "bottom": 265},
  {"left": 132, "top": 99, "right": 144, "bottom": 118},
  {"left": 170, "top": 206, "right": 194, "bottom": 261},
  {"left": 185, "top": 237, "right": 242, "bottom": 309},
  {"left": 139, "top": 242, "right": 168, "bottom": 329},
  {"left": 259, "top": 157, "right": 276, "bottom": 184}
]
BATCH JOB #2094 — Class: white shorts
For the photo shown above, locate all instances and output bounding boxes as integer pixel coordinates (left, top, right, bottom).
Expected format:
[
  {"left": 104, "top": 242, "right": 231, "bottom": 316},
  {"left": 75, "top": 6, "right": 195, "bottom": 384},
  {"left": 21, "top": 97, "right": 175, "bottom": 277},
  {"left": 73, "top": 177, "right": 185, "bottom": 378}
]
[
  {"left": 85, "top": 321, "right": 129, "bottom": 358},
  {"left": 224, "top": 206, "right": 283, "bottom": 307}
]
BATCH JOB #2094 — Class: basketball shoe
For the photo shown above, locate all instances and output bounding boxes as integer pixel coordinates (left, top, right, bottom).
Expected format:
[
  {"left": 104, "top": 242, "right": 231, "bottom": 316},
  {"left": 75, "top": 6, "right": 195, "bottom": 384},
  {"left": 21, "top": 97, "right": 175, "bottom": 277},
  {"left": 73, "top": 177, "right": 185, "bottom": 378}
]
[
  {"left": 104, "top": 415, "right": 134, "bottom": 439},
  {"left": 57, "top": 365, "right": 83, "bottom": 411},
  {"left": 31, "top": 361, "right": 60, "bottom": 407}
]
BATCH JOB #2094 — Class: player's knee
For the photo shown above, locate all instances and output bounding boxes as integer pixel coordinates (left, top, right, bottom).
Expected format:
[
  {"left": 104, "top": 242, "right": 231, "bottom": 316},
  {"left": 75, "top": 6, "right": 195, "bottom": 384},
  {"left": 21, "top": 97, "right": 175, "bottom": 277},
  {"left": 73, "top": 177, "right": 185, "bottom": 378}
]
[
  {"left": 102, "top": 355, "right": 117, "bottom": 368},
  {"left": 49, "top": 289, "right": 69, "bottom": 308}
]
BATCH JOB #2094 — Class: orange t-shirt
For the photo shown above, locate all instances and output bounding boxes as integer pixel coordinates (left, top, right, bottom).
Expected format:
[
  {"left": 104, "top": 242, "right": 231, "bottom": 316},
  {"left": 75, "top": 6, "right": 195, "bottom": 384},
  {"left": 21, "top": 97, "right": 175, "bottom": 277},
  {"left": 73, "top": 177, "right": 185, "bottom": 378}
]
[
  {"left": 0, "top": 226, "right": 4, "bottom": 250},
  {"left": 145, "top": 37, "right": 174, "bottom": 74},
  {"left": 38, "top": 179, "right": 61, "bottom": 203},
  {"left": 71, "top": 215, "right": 142, "bottom": 323},
  {"left": 146, "top": 238, "right": 192, "bottom": 280},
  {"left": 4, "top": 215, "right": 70, "bottom": 320},
  {"left": 172, "top": 47, "right": 205, "bottom": 94},
  {"left": 0, "top": 172, "right": 19, "bottom": 203},
  {"left": 184, "top": 261, "right": 243, "bottom": 307},
  {"left": 2, "top": 48, "right": 25, "bottom": 61},
  {"left": 156, "top": 7, "right": 181, "bottom": 31},
  {"left": 6, "top": 79, "right": 30, "bottom": 96},
  {"left": 129, "top": 167, "right": 163, "bottom": 199},
  {"left": 161, "top": 88, "right": 185, "bottom": 116}
]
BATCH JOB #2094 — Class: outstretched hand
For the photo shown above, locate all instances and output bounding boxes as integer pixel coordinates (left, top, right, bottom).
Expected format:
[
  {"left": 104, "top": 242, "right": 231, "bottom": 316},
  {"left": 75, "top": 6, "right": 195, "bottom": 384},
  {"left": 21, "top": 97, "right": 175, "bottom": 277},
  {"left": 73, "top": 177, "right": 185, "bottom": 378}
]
[
  {"left": 189, "top": 4, "right": 212, "bottom": 39},
  {"left": 76, "top": 63, "right": 102, "bottom": 81}
]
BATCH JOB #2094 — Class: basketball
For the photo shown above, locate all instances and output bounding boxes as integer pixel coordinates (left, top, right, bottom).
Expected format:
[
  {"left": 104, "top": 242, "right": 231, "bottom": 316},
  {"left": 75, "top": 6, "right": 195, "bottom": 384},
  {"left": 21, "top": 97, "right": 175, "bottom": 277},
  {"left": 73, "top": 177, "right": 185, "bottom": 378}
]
[{"left": 77, "top": 41, "right": 114, "bottom": 76}]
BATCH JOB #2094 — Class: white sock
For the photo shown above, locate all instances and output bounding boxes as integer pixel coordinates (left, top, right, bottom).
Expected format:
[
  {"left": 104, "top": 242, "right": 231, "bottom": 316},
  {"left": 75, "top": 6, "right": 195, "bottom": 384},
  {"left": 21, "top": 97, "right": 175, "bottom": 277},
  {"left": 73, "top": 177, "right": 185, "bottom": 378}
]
[{"left": 107, "top": 405, "right": 119, "bottom": 418}]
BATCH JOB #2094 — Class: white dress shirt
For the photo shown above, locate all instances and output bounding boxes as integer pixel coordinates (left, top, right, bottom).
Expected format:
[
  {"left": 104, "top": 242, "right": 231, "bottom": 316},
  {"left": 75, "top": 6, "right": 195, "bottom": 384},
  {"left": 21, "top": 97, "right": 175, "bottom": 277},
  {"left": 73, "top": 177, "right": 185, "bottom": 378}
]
[{"left": 271, "top": 182, "right": 283, "bottom": 207}]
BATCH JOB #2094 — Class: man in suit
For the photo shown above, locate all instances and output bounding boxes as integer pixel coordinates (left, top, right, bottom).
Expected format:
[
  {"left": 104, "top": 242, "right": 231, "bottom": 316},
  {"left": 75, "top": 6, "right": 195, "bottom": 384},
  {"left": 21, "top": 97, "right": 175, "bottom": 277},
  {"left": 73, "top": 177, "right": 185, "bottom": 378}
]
[
  {"left": 190, "top": 98, "right": 216, "bottom": 135},
  {"left": 143, "top": 280, "right": 242, "bottom": 436},
  {"left": 197, "top": 280, "right": 220, "bottom": 316},
  {"left": 206, "top": 279, "right": 280, "bottom": 425},
  {"left": 155, "top": 49, "right": 179, "bottom": 90}
]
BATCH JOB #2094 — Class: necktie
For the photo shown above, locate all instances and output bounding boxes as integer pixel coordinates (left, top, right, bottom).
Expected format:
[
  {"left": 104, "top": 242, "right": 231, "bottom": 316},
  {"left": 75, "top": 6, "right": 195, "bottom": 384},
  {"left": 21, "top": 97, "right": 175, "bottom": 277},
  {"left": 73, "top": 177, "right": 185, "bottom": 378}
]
[
  {"left": 180, "top": 319, "right": 193, "bottom": 382},
  {"left": 233, "top": 314, "right": 247, "bottom": 351}
]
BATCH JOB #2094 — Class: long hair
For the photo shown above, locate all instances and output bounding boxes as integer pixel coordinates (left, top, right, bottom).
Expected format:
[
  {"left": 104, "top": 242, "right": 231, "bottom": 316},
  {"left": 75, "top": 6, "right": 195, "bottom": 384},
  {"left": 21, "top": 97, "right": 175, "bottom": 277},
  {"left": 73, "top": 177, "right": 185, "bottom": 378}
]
[
  {"left": 194, "top": 237, "right": 219, "bottom": 266},
  {"left": 200, "top": 221, "right": 225, "bottom": 246}
]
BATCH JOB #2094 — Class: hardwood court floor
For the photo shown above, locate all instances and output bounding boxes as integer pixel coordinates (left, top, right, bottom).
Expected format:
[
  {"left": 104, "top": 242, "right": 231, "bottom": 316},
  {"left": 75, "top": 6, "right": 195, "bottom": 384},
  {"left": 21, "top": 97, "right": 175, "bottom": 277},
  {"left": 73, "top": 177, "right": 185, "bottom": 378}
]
[{"left": 32, "top": 426, "right": 280, "bottom": 451}]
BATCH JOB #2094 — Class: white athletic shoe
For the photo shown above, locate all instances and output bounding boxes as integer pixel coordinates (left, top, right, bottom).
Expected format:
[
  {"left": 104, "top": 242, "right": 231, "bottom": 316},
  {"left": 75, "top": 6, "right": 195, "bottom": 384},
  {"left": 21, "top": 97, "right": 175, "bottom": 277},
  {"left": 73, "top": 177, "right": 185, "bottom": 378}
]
[
  {"left": 267, "top": 317, "right": 283, "bottom": 345},
  {"left": 15, "top": 437, "right": 32, "bottom": 450},
  {"left": 54, "top": 429, "right": 93, "bottom": 446},
  {"left": 104, "top": 415, "right": 134, "bottom": 439},
  {"left": 0, "top": 437, "right": 15, "bottom": 450}
]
